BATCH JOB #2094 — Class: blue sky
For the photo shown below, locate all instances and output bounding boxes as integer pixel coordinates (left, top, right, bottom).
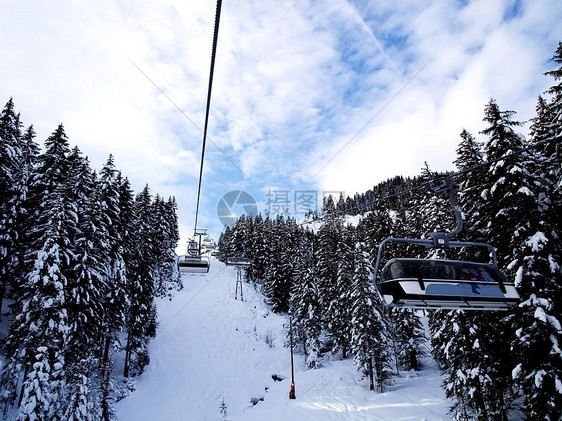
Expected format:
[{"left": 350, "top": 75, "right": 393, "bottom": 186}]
[{"left": 1, "top": 0, "right": 561, "bottom": 251}]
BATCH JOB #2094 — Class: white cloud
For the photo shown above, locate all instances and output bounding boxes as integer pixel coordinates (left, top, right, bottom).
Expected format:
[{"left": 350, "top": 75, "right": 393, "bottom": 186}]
[
  {"left": 308, "top": 0, "right": 562, "bottom": 195},
  {"left": 1, "top": 0, "right": 561, "bottom": 245}
]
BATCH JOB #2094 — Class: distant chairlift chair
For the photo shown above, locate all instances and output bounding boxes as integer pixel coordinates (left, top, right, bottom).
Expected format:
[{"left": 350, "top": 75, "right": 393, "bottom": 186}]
[
  {"left": 373, "top": 179, "right": 520, "bottom": 311},
  {"left": 226, "top": 256, "right": 252, "bottom": 300},
  {"left": 225, "top": 256, "right": 252, "bottom": 267}
]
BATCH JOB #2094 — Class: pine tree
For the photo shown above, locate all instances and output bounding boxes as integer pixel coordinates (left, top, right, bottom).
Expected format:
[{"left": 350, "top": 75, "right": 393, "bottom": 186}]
[
  {"left": 507, "top": 45, "right": 562, "bottom": 420},
  {"left": 479, "top": 97, "right": 531, "bottom": 267},
  {"left": 10, "top": 124, "right": 40, "bottom": 299},
  {"left": 430, "top": 311, "right": 505, "bottom": 420},
  {"left": 124, "top": 185, "right": 157, "bottom": 377},
  {"left": 453, "top": 129, "right": 487, "bottom": 252},
  {"left": 315, "top": 216, "right": 342, "bottom": 330},
  {"left": 350, "top": 242, "right": 390, "bottom": 392},
  {"left": 30, "top": 124, "right": 71, "bottom": 201},
  {"left": 262, "top": 216, "right": 292, "bottom": 312},
  {"left": 326, "top": 225, "right": 354, "bottom": 359},
  {"left": 14, "top": 188, "right": 76, "bottom": 419},
  {"left": 432, "top": 99, "right": 529, "bottom": 419},
  {"left": 290, "top": 236, "right": 321, "bottom": 368},
  {"left": 388, "top": 308, "right": 425, "bottom": 372},
  {"left": 64, "top": 148, "right": 115, "bottom": 419},
  {"left": 0, "top": 98, "right": 24, "bottom": 318},
  {"left": 151, "top": 194, "right": 181, "bottom": 297},
  {"left": 95, "top": 163, "right": 131, "bottom": 420},
  {"left": 246, "top": 214, "right": 267, "bottom": 286}
]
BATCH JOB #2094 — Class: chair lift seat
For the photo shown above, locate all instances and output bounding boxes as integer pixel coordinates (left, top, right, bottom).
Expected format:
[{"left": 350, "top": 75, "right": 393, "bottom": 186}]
[
  {"left": 379, "top": 258, "right": 519, "bottom": 310},
  {"left": 226, "top": 256, "right": 251, "bottom": 267},
  {"left": 178, "top": 255, "right": 210, "bottom": 273}
]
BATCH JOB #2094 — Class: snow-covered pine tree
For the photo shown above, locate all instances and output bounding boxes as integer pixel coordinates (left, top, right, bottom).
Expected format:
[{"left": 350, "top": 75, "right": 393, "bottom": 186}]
[
  {"left": 479, "top": 98, "right": 530, "bottom": 267},
  {"left": 543, "top": 41, "right": 562, "bottom": 189},
  {"left": 315, "top": 211, "right": 343, "bottom": 331},
  {"left": 230, "top": 214, "right": 250, "bottom": 257},
  {"left": 387, "top": 308, "right": 425, "bottom": 372},
  {"left": 15, "top": 187, "right": 76, "bottom": 419},
  {"left": 10, "top": 124, "right": 40, "bottom": 300},
  {"left": 150, "top": 194, "right": 167, "bottom": 296},
  {"left": 507, "top": 45, "right": 562, "bottom": 420},
  {"left": 289, "top": 232, "right": 321, "bottom": 368},
  {"left": 464, "top": 97, "right": 531, "bottom": 418},
  {"left": 65, "top": 147, "right": 106, "bottom": 342},
  {"left": 262, "top": 216, "right": 292, "bottom": 312},
  {"left": 164, "top": 196, "right": 181, "bottom": 291},
  {"left": 124, "top": 185, "right": 157, "bottom": 377},
  {"left": 336, "top": 192, "right": 346, "bottom": 213},
  {"left": 0, "top": 106, "right": 28, "bottom": 408},
  {"left": 218, "top": 225, "right": 235, "bottom": 260},
  {"left": 61, "top": 147, "right": 106, "bottom": 420},
  {"left": 30, "top": 124, "right": 71, "bottom": 202},
  {"left": 453, "top": 129, "right": 487, "bottom": 253},
  {"left": 0, "top": 98, "right": 24, "bottom": 318},
  {"left": 94, "top": 163, "right": 131, "bottom": 419},
  {"left": 150, "top": 194, "right": 181, "bottom": 297},
  {"left": 359, "top": 204, "right": 392, "bottom": 265},
  {"left": 416, "top": 164, "right": 457, "bottom": 261},
  {"left": 1, "top": 124, "right": 74, "bottom": 417},
  {"left": 430, "top": 310, "right": 507, "bottom": 420},
  {"left": 326, "top": 225, "right": 354, "bottom": 359},
  {"left": 350, "top": 241, "right": 390, "bottom": 392},
  {"left": 246, "top": 214, "right": 267, "bottom": 286},
  {"left": 430, "top": 118, "right": 520, "bottom": 420},
  {"left": 64, "top": 358, "right": 94, "bottom": 421}
]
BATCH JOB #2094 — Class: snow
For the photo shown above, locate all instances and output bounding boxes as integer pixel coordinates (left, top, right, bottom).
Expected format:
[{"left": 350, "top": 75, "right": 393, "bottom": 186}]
[
  {"left": 115, "top": 262, "right": 450, "bottom": 420},
  {"left": 534, "top": 307, "right": 548, "bottom": 324},
  {"left": 517, "top": 186, "right": 533, "bottom": 196},
  {"left": 525, "top": 231, "right": 547, "bottom": 252},
  {"left": 535, "top": 370, "right": 546, "bottom": 388},
  {"left": 490, "top": 177, "right": 506, "bottom": 194},
  {"left": 515, "top": 266, "right": 524, "bottom": 288},
  {"left": 512, "top": 363, "right": 522, "bottom": 380},
  {"left": 556, "top": 377, "right": 562, "bottom": 394},
  {"left": 534, "top": 307, "right": 562, "bottom": 332},
  {"left": 548, "top": 254, "right": 560, "bottom": 273}
]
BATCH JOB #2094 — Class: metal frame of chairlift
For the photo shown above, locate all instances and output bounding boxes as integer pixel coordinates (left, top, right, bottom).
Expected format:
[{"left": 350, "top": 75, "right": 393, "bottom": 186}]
[{"left": 372, "top": 178, "right": 520, "bottom": 311}]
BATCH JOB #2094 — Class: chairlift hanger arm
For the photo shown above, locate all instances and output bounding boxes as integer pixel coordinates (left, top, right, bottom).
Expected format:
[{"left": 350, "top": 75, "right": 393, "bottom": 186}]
[{"left": 431, "top": 178, "right": 462, "bottom": 240}]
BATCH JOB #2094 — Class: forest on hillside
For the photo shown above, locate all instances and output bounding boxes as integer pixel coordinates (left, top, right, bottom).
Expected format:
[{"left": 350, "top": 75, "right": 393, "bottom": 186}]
[
  {"left": 218, "top": 42, "right": 562, "bottom": 420},
  {"left": 0, "top": 104, "right": 181, "bottom": 420}
]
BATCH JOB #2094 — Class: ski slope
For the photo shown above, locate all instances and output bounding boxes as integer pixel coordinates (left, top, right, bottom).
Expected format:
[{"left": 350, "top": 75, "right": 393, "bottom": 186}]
[{"left": 116, "top": 262, "right": 451, "bottom": 420}]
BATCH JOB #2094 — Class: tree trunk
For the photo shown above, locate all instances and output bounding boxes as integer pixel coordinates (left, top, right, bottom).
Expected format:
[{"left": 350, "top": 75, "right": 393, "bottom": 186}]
[
  {"left": 101, "top": 342, "right": 112, "bottom": 421},
  {"left": 0, "top": 281, "right": 5, "bottom": 321},
  {"left": 124, "top": 331, "right": 132, "bottom": 377},
  {"left": 368, "top": 355, "right": 375, "bottom": 391},
  {"left": 17, "top": 363, "right": 29, "bottom": 409}
]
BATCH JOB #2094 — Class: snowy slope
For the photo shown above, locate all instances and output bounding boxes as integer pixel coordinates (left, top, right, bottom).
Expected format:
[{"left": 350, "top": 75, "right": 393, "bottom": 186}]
[{"left": 115, "top": 262, "right": 451, "bottom": 420}]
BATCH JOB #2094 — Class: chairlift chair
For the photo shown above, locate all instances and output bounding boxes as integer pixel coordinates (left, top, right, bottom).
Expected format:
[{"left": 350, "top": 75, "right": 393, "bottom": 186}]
[
  {"left": 178, "top": 239, "right": 210, "bottom": 274},
  {"left": 226, "top": 256, "right": 252, "bottom": 268},
  {"left": 224, "top": 255, "right": 251, "bottom": 300},
  {"left": 373, "top": 179, "right": 519, "bottom": 311}
]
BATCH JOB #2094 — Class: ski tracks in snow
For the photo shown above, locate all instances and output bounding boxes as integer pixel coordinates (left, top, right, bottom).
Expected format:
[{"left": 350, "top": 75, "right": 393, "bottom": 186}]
[
  {"left": 116, "top": 263, "right": 290, "bottom": 420},
  {"left": 116, "top": 262, "right": 451, "bottom": 420}
]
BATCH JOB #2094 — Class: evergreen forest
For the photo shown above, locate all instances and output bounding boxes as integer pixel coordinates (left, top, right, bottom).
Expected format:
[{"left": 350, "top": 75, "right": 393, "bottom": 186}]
[{"left": 0, "top": 104, "right": 181, "bottom": 419}]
